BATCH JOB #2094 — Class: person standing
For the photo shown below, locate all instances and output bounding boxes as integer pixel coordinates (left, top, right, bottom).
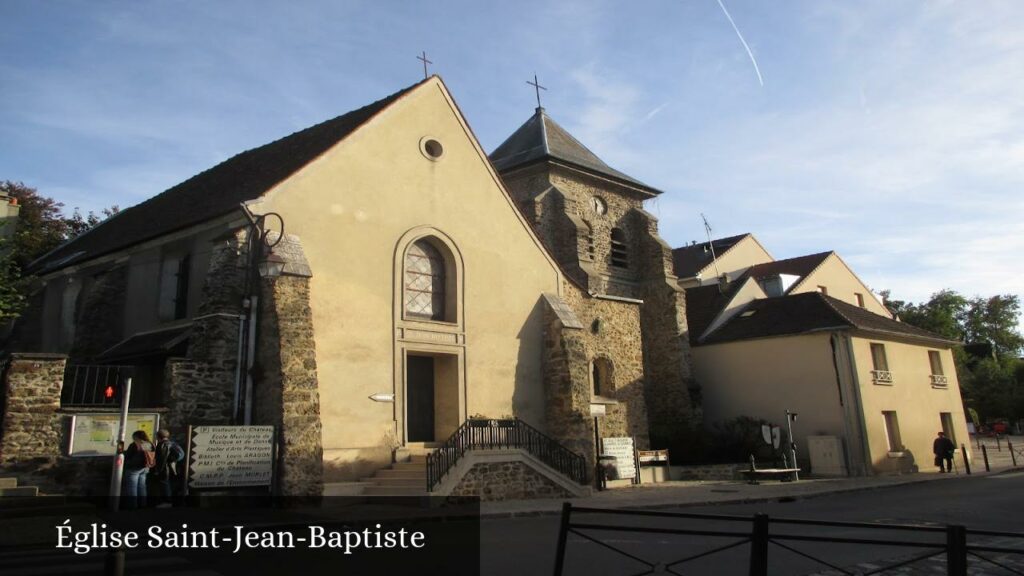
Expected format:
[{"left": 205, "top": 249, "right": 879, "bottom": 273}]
[
  {"left": 153, "top": 429, "right": 185, "bottom": 507},
  {"left": 122, "top": 430, "right": 154, "bottom": 508},
  {"left": 933, "top": 431, "right": 956, "bottom": 473}
]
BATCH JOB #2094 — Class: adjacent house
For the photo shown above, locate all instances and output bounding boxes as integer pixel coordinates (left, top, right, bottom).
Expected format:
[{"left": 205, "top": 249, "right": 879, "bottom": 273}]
[{"left": 675, "top": 236, "right": 971, "bottom": 476}]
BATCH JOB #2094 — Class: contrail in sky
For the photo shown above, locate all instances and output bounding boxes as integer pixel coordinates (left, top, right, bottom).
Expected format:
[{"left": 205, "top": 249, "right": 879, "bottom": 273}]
[{"left": 715, "top": 0, "right": 764, "bottom": 86}]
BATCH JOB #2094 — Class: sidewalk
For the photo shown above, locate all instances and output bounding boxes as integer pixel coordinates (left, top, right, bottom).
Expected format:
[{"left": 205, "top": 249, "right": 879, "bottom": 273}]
[{"left": 480, "top": 464, "right": 1020, "bottom": 519}]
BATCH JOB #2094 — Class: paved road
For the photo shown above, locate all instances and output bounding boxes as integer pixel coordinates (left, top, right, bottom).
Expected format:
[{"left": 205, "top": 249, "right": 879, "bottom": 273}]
[{"left": 481, "top": 471, "right": 1024, "bottom": 575}]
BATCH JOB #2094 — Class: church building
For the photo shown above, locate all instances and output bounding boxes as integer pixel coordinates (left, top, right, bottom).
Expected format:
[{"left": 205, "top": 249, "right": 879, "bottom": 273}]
[{"left": 1, "top": 76, "right": 698, "bottom": 499}]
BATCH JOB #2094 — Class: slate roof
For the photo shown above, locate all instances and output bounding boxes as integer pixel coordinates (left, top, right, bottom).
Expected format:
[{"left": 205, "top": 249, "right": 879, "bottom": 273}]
[
  {"left": 741, "top": 251, "right": 832, "bottom": 284},
  {"left": 31, "top": 79, "right": 426, "bottom": 274},
  {"left": 488, "top": 107, "right": 661, "bottom": 196},
  {"left": 699, "top": 292, "right": 956, "bottom": 346},
  {"left": 672, "top": 233, "right": 750, "bottom": 279},
  {"left": 684, "top": 283, "right": 739, "bottom": 344}
]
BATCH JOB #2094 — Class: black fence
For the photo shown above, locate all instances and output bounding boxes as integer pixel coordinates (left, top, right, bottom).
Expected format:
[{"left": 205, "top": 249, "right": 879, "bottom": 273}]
[
  {"left": 553, "top": 503, "right": 1024, "bottom": 576},
  {"left": 426, "top": 418, "right": 588, "bottom": 492},
  {"left": 60, "top": 364, "right": 130, "bottom": 407}
]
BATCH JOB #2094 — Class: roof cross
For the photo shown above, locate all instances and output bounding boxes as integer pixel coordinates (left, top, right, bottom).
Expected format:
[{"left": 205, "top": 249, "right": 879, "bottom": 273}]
[
  {"left": 527, "top": 73, "right": 547, "bottom": 109},
  {"left": 417, "top": 51, "right": 433, "bottom": 80}
]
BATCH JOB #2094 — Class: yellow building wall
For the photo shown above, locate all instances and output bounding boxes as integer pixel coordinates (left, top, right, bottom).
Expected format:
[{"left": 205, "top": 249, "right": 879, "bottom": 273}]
[
  {"left": 702, "top": 278, "right": 768, "bottom": 339},
  {"left": 252, "top": 78, "right": 562, "bottom": 481},
  {"left": 794, "top": 254, "right": 890, "bottom": 317},
  {"left": 697, "top": 235, "right": 773, "bottom": 283},
  {"left": 851, "top": 336, "right": 971, "bottom": 474},
  {"left": 694, "top": 333, "right": 848, "bottom": 463}
]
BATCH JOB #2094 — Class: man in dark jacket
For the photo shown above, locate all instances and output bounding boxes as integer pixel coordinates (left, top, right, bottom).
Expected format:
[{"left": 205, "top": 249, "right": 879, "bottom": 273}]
[
  {"left": 933, "top": 431, "right": 956, "bottom": 473},
  {"left": 154, "top": 429, "right": 185, "bottom": 506}
]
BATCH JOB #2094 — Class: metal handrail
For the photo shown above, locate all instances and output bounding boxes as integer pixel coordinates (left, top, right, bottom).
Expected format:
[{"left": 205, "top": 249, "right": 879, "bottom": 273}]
[{"left": 425, "top": 418, "right": 588, "bottom": 491}]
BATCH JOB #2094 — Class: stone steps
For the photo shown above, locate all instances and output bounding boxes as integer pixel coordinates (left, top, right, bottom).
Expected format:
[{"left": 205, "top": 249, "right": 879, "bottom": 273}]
[{"left": 361, "top": 449, "right": 434, "bottom": 497}]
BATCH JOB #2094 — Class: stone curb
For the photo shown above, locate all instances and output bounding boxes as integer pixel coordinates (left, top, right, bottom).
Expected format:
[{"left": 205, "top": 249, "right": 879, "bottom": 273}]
[{"left": 478, "top": 468, "right": 1021, "bottom": 520}]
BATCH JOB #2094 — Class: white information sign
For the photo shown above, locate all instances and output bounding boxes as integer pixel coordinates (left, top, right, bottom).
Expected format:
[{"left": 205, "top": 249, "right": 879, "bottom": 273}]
[
  {"left": 188, "top": 425, "right": 275, "bottom": 489},
  {"left": 601, "top": 436, "right": 637, "bottom": 480},
  {"left": 67, "top": 413, "right": 161, "bottom": 457}
]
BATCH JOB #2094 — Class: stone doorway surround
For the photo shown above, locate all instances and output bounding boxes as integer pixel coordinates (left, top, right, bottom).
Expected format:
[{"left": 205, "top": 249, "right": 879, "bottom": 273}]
[{"left": 397, "top": 347, "right": 463, "bottom": 447}]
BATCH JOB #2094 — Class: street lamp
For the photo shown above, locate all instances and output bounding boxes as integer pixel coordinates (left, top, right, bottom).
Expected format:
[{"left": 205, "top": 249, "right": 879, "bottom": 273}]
[{"left": 785, "top": 410, "right": 799, "bottom": 480}]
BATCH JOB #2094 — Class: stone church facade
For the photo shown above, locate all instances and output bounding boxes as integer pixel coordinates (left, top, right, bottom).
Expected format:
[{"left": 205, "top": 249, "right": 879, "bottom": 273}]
[{"left": 0, "top": 77, "right": 697, "bottom": 498}]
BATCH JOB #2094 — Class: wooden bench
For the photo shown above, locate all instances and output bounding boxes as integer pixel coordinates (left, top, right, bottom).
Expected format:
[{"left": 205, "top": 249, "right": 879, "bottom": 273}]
[{"left": 741, "top": 468, "right": 800, "bottom": 484}]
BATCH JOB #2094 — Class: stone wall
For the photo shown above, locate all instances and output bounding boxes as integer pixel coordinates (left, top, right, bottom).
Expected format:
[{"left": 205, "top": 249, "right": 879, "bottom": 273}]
[
  {"left": 253, "top": 269, "right": 323, "bottom": 498},
  {"left": 631, "top": 207, "right": 699, "bottom": 451},
  {"left": 558, "top": 285, "right": 651, "bottom": 448},
  {"left": 0, "top": 354, "right": 67, "bottom": 490},
  {"left": 163, "top": 231, "right": 247, "bottom": 432},
  {"left": 502, "top": 161, "right": 699, "bottom": 459},
  {"left": 672, "top": 463, "right": 746, "bottom": 481},
  {"left": 448, "top": 461, "right": 574, "bottom": 501},
  {"left": 69, "top": 264, "right": 128, "bottom": 361}
]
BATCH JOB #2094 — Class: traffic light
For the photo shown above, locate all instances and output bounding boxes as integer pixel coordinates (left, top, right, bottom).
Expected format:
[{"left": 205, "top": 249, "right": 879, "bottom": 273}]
[{"left": 104, "top": 385, "right": 116, "bottom": 400}]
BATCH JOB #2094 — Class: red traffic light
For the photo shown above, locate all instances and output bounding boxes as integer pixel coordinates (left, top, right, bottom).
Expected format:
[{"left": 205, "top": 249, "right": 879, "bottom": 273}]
[{"left": 104, "top": 385, "right": 115, "bottom": 399}]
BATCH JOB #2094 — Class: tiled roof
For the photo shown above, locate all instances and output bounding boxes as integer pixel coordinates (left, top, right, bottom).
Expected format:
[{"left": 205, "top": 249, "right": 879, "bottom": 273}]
[
  {"left": 684, "top": 283, "right": 739, "bottom": 344},
  {"left": 488, "top": 107, "right": 661, "bottom": 196},
  {"left": 699, "top": 292, "right": 956, "bottom": 346},
  {"left": 31, "top": 79, "right": 426, "bottom": 274},
  {"left": 740, "top": 251, "right": 832, "bottom": 284},
  {"left": 672, "top": 233, "right": 750, "bottom": 279}
]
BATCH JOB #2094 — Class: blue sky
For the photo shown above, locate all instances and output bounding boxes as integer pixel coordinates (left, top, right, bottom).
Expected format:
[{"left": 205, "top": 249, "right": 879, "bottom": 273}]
[{"left": 2, "top": 1, "right": 1022, "bottom": 311}]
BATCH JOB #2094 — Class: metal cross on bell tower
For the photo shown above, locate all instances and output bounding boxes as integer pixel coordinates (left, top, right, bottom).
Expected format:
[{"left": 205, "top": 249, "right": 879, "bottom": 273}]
[
  {"left": 417, "top": 51, "right": 433, "bottom": 80},
  {"left": 527, "top": 73, "right": 547, "bottom": 109}
]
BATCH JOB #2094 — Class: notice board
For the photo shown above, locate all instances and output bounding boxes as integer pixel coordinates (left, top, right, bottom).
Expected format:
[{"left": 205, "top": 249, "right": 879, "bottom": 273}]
[
  {"left": 67, "top": 413, "right": 161, "bottom": 457},
  {"left": 601, "top": 436, "right": 637, "bottom": 480},
  {"left": 187, "top": 425, "right": 275, "bottom": 489}
]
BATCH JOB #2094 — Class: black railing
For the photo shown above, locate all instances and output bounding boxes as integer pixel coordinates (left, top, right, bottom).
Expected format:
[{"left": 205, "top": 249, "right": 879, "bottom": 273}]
[
  {"left": 61, "top": 364, "right": 130, "bottom": 407},
  {"left": 553, "top": 503, "right": 1024, "bottom": 576},
  {"left": 426, "top": 418, "right": 588, "bottom": 492}
]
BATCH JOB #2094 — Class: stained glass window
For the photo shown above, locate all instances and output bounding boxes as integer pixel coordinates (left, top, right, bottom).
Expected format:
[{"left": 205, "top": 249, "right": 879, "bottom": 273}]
[{"left": 404, "top": 240, "right": 446, "bottom": 320}]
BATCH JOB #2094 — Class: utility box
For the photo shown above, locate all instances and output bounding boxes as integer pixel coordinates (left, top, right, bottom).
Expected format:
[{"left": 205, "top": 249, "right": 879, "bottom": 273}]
[{"left": 807, "top": 435, "right": 848, "bottom": 477}]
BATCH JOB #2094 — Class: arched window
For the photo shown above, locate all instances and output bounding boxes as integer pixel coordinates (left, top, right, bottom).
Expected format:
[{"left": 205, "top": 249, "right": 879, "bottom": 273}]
[
  {"left": 592, "top": 357, "right": 614, "bottom": 397},
  {"left": 583, "top": 221, "right": 595, "bottom": 261},
  {"left": 404, "top": 239, "right": 447, "bottom": 320},
  {"left": 610, "top": 228, "right": 628, "bottom": 269}
]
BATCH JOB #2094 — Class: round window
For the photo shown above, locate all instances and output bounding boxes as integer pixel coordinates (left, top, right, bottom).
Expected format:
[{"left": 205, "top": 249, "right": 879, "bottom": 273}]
[{"left": 420, "top": 137, "right": 444, "bottom": 160}]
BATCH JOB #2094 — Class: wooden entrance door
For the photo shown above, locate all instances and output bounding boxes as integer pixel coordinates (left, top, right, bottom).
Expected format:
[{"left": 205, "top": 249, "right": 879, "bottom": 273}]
[{"left": 406, "top": 355, "right": 435, "bottom": 442}]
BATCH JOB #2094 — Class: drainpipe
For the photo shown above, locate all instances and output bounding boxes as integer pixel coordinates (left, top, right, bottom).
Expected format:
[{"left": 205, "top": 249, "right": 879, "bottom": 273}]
[
  {"left": 244, "top": 295, "right": 258, "bottom": 425},
  {"left": 840, "top": 333, "right": 872, "bottom": 476},
  {"left": 232, "top": 313, "right": 245, "bottom": 424}
]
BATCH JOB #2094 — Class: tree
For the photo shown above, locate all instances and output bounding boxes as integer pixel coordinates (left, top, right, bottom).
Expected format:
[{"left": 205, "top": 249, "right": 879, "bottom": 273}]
[
  {"left": 0, "top": 181, "right": 118, "bottom": 321},
  {"left": 0, "top": 181, "right": 119, "bottom": 270},
  {"left": 885, "top": 288, "right": 1024, "bottom": 422},
  {"left": 963, "top": 295, "right": 1024, "bottom": 357}
]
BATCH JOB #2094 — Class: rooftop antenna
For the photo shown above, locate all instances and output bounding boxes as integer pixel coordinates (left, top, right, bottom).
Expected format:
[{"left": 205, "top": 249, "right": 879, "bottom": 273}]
[
  {"left": 702, "top": 213, "right": 724, "bottom": 293},
  {"left": 417, "top": 51, "right": 433, "bottom": 80},
  {"left": 527, "top": 73, "right": 547, "bottom": 110}
]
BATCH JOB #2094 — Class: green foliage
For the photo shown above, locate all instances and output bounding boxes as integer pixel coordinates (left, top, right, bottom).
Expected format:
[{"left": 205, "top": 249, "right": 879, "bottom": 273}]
[
  {"left": 0, "top": 181, "right": 118, "bottom": 321},
  {"left": 885, "top": 288, "right": 1024, "bottom": 422}
]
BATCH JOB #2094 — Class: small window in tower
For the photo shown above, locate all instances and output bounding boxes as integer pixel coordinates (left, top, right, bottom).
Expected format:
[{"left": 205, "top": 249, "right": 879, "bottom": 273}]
[
  {"left": 610, "top": 228, "right": 628, "bottom": 269},
  {"left": 583, "top": 221, "right": 595, "bottom": 261}
]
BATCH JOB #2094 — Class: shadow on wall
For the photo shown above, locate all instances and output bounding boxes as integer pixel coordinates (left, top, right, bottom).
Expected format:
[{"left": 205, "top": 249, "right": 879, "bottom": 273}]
[
  {"left": 512, "top": 297, "right": 548, "bottom": 429},
  {"left": 874, "top": 449, "right": 918, "bottom": 475}
]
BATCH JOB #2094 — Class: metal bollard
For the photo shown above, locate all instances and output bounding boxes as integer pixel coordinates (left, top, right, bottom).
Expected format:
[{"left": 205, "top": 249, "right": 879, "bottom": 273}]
[
  {"left": 1010, "top": 440, "right": 1018, "bottom": 467},
  {"left": 997, "top": 435, "right": 1002, "bottom": 451},
  {"left": 960, "top": 444, "right": 971, "bottom": 475},
  {"left": 981, "top": 445, "right": 990, "bottom": 472}
]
